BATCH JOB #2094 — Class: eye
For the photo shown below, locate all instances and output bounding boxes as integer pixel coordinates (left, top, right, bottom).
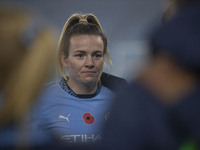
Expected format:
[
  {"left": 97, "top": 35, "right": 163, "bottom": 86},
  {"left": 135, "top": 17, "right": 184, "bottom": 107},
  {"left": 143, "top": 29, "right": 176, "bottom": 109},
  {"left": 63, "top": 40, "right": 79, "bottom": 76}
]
[
  {"left": 74, "top": 54, "right": 84, "bottom": 58},
  {"left": 93, "top": 53, "right": 103, "bottom": 59}
]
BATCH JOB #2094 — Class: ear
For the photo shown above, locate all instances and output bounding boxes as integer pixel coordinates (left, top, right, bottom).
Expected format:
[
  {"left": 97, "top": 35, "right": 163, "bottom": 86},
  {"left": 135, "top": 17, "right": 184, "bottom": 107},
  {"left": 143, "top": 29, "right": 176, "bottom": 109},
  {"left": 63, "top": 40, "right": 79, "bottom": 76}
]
[{"left": 61, "top": 53, "right": 68, "bottom": 68}]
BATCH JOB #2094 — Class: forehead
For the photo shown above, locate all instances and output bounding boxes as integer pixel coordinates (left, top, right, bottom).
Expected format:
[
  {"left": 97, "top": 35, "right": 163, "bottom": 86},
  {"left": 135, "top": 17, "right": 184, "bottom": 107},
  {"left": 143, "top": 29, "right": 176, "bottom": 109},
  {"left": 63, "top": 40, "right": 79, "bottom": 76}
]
[
  {"left": 70, "top": 34, "right": 103, "bottom": 43},
  {"left": 69, "top": 34, "right": 104, "bottom": 52}
]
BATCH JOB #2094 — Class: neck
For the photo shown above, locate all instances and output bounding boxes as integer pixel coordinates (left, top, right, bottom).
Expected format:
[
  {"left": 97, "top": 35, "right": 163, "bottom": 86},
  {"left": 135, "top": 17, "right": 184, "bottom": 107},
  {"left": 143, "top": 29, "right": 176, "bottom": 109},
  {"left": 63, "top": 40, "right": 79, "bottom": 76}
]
[
  {"left": 137, "top": 55, "right": 197, "bottom": 105},
  {"left": 67, "top": 79, "right": 98, "bottom": 95}
]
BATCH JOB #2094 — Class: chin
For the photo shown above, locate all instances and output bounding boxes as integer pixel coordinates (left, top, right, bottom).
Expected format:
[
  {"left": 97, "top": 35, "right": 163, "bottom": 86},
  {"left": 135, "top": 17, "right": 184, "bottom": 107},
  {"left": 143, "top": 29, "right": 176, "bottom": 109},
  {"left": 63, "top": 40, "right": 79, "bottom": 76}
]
[{"left": 82, "top": 77, "right": 98, "bottom": 85}]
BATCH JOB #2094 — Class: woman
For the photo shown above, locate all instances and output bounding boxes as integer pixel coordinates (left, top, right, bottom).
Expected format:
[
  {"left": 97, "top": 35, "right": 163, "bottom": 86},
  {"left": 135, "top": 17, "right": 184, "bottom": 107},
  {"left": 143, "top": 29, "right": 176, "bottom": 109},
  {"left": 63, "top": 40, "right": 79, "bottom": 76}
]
[{"left": 33, "top": 13, "right": 127, "bottom": 145}]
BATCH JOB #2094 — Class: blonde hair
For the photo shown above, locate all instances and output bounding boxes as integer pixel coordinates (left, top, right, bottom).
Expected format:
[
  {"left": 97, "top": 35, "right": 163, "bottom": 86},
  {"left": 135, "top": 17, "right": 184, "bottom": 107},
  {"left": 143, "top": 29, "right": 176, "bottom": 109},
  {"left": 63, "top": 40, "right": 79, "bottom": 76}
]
[
  {"left": 0, "top": 7, "right": 56, "bottom": 125},
  {"left": 57, "top": 13, "right": 112, "bottom": 81}
]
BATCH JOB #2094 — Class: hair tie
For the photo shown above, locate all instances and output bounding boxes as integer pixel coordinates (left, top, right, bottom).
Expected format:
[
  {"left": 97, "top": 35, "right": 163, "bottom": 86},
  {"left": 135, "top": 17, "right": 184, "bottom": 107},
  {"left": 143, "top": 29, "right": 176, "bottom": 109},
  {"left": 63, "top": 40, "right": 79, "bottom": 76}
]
[{"left": 79, "top": 18, "right": 88, "bottom": 23}]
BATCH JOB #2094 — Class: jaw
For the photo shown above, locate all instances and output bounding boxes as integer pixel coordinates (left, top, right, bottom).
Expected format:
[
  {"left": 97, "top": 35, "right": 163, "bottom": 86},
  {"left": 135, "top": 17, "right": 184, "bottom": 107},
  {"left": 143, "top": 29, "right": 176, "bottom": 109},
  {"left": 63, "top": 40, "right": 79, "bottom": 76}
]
[
  {"left": 67, "top": 74, "right": 99, "bottom": 92},
  {"left": 81, "top": 75, "right": 99, "bottom": 86},
  {"left": 81, "top": 69, "right": 102, "bottom": 84}
]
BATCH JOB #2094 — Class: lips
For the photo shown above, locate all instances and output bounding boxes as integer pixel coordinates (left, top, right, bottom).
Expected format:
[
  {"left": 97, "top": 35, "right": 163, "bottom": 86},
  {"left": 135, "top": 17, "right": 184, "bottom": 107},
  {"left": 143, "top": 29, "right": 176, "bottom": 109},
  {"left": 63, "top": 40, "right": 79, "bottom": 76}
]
[
  {"left": 81, "top": 71, "right": 97, "bottom": 78},
  {"left": 82, "top": 71, "right": 97, "bottom": 74}
]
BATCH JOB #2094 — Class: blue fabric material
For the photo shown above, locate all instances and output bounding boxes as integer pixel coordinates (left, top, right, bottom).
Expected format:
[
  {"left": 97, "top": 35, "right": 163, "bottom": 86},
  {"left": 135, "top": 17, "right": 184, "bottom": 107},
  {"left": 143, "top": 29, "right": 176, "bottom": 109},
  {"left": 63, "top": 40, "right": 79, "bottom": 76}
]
[
  {"left": 171, "top": 85, "right": 200, "bottom": 148},
  {"left": 101, "top": 82, "right": 179, "bottom": 150},
  {"left": 101, "top": 81, "right": 200, "bottom": 150},
  {"left": 32, "top": 78, "right": 114, "bottom": 144}
]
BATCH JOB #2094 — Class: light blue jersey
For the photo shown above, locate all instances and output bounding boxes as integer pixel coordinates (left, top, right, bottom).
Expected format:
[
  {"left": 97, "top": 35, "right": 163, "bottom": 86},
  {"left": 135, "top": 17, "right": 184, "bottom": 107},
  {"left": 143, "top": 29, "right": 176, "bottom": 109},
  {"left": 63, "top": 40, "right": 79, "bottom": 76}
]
[{"left": 33, "top": 78, "right": 114, "bottom": 144}]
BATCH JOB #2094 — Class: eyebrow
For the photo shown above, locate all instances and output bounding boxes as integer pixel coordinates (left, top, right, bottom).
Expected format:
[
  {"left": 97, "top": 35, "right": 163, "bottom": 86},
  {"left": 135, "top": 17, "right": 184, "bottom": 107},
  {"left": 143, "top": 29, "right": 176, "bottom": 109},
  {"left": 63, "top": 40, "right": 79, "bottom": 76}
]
[
  {"left": 74, "top": 50, "right": 85, "bottom": 53},
  {"left": 93, "top": 50, "right": 103, "bottom": 54},
  {"left": 74, "top": 50, "right": 103, "bottom": 54}
]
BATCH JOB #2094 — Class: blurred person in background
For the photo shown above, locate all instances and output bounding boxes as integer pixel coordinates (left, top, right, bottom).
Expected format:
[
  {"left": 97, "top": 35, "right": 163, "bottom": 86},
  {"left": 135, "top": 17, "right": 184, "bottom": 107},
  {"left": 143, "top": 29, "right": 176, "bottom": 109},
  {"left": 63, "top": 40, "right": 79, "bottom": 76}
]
[
  {"left": 100, "top": 1, "right": 200, "bottom": 150},
  {"left": 162, "top": 0, "right": 200, "bottom": 24},
  {"left": 0, "top": 5, "right": 56, "bottom": 149},
  {"left": 32, "top": 13, "right": 127, "bottom": 146}
]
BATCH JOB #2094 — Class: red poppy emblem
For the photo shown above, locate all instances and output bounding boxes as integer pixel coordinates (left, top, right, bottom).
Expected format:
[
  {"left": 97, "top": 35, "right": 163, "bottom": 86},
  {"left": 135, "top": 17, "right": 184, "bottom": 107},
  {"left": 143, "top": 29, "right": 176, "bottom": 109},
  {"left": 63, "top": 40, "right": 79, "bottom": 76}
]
[{"left": 82, "top": 112, "right": 95, "bottom": 124}]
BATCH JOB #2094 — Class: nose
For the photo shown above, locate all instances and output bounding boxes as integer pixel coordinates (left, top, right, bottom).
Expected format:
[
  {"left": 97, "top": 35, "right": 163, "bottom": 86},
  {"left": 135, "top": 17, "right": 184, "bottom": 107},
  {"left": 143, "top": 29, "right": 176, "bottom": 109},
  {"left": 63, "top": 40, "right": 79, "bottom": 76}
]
[{"left": 85, "top": 56, "right": 94, "bottom": 68}]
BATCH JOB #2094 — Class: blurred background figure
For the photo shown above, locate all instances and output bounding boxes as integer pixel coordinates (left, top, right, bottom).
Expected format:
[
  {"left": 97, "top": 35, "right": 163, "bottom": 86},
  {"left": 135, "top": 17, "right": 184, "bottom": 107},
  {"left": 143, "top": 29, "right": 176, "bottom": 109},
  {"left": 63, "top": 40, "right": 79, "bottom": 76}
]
[
  {"left": 101, "top": 1, "right": 200, "bottom": 150},
  {"left": 162, "top": 0, "right": 200, "bottom": 24},
  {"left": 0, "top": 5, "right": 56, "bottom": 148}
]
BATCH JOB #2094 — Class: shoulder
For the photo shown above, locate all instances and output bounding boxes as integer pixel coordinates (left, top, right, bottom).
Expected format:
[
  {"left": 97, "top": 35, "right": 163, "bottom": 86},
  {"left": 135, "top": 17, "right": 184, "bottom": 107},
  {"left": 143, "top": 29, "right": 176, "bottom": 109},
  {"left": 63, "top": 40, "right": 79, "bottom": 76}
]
[
  {"left": 36, "top": 81, "right": 64, "bottom": 102},
  {"left": 101, "top": 72, "right": 128, "bottom": 93},
  {"left": 42, "top": 81, "right": 62, "bottom": 94},
  {"left": 100, "top": 85, "right": 115, "bottom": 97},
  {"left": 43, "top": 81, "right": 59, "bottom": 89}
]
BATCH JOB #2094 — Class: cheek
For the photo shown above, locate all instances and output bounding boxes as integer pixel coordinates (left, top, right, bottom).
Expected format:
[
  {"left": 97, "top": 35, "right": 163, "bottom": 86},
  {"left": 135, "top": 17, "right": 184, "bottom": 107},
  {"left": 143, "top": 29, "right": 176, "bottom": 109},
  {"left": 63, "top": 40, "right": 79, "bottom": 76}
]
[
  {"left": 97, "top": 59, "right": 104, "bottom": 70},
  {"left": 68, "top": 60, "right": 83, "bottom": 72}
]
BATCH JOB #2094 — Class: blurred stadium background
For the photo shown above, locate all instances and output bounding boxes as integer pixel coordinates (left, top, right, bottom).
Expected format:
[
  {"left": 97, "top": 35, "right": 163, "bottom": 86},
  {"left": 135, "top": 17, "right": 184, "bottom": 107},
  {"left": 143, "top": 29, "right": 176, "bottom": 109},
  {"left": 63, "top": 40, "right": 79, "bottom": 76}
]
[{"left": 0, "top": 0, "right": 168, "bottom": 81}]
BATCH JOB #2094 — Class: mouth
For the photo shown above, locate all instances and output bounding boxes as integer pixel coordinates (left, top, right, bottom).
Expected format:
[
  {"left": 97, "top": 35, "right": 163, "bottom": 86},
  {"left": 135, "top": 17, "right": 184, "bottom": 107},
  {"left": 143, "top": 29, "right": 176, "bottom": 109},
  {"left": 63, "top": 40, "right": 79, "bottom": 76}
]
[{"left": 82, "top": 71, "right": 97, "bottom": 74}]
